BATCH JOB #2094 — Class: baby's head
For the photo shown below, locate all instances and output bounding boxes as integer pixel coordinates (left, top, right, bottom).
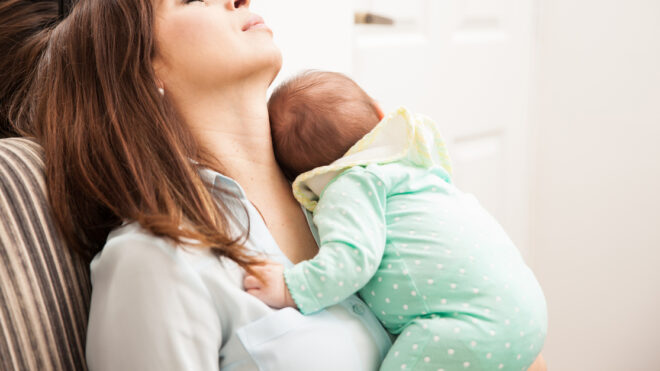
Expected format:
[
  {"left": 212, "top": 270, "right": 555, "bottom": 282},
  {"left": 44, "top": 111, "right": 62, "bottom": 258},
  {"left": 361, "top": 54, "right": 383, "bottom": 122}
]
[{"left": 268, "top": 71, "right": 383, "bottom": 180}]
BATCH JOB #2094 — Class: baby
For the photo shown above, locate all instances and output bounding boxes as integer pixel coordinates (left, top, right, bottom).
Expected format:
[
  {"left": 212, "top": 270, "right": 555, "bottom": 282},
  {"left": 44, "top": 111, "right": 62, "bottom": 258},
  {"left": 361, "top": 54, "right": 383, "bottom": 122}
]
[{"left": 245, "top": 71, "right": 547, "bottom": 371}]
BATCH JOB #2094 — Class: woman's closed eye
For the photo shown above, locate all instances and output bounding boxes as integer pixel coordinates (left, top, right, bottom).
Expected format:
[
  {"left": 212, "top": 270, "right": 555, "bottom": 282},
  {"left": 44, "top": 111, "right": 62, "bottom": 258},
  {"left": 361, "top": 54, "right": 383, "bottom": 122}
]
[{"left": 183, "top": 0, "right": 247, "bottom": 7}]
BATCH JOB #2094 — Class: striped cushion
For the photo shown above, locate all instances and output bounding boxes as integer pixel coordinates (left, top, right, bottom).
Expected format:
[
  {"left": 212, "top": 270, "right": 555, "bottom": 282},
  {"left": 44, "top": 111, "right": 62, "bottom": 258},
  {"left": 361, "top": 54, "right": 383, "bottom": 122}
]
[{"left": 0, "top": 138, "right": 90, "bottom": 371}]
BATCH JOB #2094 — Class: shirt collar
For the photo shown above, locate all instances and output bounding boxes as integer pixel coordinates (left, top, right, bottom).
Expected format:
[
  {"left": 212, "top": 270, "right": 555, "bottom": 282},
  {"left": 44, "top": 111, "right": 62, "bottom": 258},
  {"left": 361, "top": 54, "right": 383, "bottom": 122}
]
[{"left": 198, "top": 167, "right": 248, "bottom": 200}]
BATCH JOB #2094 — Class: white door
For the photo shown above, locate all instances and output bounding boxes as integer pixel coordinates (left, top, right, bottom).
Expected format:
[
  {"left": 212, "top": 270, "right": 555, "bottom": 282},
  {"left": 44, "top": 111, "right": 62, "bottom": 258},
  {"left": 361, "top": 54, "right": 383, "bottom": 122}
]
[
  {"left": 352, "top": 0, "right": 534, "bottom": 257},
  {"left": 250, "top": 0, "right": 354, "bottom": 93},
  {"left": 254, "top": 0, "right": 534, "bottom": 257}
]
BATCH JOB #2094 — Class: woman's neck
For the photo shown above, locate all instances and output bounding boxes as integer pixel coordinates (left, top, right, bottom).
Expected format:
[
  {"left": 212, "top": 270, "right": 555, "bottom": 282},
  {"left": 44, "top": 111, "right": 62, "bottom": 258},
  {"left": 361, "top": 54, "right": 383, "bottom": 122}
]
[{"left": 176, "top": 81, "right": 290, "bottom": 196}]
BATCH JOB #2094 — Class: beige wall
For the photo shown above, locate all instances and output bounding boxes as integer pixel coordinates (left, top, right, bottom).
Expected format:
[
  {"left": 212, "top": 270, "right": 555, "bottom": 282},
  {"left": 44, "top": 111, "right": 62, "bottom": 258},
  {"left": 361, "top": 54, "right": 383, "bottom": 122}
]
[{"left": 529, "top": 0, "right": 660, "bottom": 369}]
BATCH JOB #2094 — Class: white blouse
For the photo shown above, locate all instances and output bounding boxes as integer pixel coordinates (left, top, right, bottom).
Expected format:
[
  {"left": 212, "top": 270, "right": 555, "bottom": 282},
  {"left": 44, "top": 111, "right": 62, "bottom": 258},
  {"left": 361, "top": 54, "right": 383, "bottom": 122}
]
[{"left": 85, "top": 169, "right": 392, "bottom": 370}]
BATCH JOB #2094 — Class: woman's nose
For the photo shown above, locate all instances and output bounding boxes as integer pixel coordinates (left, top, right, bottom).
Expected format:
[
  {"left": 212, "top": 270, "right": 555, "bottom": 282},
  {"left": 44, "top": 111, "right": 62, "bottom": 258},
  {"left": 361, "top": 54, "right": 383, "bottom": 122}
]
[{"left": 225, "top": 0, "right": 250, "bottom": 10}]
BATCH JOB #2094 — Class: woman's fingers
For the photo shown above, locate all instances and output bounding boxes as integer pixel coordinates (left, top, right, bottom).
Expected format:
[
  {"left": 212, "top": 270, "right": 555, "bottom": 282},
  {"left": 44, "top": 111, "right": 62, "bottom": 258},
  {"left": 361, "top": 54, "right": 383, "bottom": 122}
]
[{"left": 526, "top": 353, "right": 547, "bottom": 371}]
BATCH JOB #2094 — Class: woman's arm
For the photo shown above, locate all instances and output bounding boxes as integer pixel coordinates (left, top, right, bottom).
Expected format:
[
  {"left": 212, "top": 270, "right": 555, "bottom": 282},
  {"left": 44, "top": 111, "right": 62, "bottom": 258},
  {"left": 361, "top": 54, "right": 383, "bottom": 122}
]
[
  {"left": 527, "top": 353, "right": 547, "bottom": 371},
  {"left": 86, "top": 231, "right": 222, "bottom": 371}
]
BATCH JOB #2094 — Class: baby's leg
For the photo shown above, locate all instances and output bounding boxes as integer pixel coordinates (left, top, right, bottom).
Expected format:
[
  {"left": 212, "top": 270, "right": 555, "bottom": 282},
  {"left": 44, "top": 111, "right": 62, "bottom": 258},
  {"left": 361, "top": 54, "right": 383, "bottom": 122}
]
[
  {"left": 380, "top": 319, "right": 432, "bottom": 371},
  {"left": 380, "top": 317, "right": 541, "bottom": 371},
  {"left": 380, "top": 318, "right": 475, "bottom": 371}
]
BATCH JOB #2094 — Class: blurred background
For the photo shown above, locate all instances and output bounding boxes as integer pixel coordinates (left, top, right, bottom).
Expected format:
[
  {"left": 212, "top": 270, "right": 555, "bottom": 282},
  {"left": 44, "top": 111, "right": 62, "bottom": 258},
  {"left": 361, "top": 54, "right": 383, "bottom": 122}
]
[{"left": 252, "top": 0, "right": 660, "bottom": 370}]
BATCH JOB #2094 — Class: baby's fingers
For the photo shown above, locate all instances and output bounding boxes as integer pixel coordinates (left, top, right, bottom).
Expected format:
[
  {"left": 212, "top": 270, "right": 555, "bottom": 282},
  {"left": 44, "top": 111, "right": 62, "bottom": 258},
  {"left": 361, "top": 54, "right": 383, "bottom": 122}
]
[
  {"left": 246, "top": 288, "right": 262, "bottom": 298},
  {"left": 254, "top": 261, "right": 281, "bottom": 273},
  {"left": 243, "top": 274, "right": 262, "bottom": 290}
]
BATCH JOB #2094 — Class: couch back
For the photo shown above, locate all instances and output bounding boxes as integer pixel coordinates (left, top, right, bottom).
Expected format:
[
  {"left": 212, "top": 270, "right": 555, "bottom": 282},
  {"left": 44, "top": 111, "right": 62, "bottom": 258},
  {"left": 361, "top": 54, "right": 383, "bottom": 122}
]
[{"left": 0, "top": 138, "right": 90, "bottom": 371}]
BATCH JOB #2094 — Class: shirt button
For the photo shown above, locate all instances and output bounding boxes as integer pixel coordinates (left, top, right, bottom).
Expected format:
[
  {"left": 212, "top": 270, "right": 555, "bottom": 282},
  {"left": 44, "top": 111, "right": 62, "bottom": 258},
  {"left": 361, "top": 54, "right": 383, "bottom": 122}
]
[{"left": 352, "top": 303, "right": 365, "bottom": 315}]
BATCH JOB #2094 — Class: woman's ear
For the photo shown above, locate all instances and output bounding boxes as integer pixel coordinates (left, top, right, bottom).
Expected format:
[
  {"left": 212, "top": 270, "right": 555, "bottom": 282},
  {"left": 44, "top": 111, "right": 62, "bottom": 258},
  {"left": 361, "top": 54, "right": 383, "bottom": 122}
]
[{"left": 152, "top": 57, "right": 167, "bottom": 94}]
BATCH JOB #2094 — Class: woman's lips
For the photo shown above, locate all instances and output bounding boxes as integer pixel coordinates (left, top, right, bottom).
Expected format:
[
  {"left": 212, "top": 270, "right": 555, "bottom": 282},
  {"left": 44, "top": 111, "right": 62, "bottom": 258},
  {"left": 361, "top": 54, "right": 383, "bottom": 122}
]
[{"left": 242, "top": 14, "right": 269, "bottom": 32}]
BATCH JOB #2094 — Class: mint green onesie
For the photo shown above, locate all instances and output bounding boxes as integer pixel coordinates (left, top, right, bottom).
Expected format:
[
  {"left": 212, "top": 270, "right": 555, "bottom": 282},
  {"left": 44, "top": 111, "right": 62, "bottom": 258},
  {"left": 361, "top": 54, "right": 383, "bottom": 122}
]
[{"left": 284, "top": 107, "right": 547, "bottom": 371}]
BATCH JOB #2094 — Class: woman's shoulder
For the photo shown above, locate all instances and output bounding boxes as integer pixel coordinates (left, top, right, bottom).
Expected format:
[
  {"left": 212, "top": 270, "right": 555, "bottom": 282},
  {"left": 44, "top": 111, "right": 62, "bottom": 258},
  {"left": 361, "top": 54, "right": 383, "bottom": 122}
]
[
  {"left": 87, "top": 222, "right": 227, "bottom": 371},
  {"left": 91, "top": 221, "right": 235, "bottom": 288},
  {"left": 103, "top": 221, "right": 173, "bottom": 252},
  {"left": 97, "top": 222, "right": 194, "bottom": 268}
]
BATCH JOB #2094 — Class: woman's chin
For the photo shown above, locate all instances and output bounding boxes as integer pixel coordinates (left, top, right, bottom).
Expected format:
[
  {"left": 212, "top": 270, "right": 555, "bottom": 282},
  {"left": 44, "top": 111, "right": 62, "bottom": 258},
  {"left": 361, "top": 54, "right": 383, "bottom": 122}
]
[
  {"left": 251, "top": 45, "right": 282, "bottom": 87},
  {"left": 267, "top": 50, "right": 284, "bottom": 85}
]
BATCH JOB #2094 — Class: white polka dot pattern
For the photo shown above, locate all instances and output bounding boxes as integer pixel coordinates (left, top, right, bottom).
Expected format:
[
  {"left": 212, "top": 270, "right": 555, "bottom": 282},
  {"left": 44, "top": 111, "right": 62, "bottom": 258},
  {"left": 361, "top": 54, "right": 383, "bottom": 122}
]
[{"left": 282, "top": 125, "right": 547, "bottom": 370}]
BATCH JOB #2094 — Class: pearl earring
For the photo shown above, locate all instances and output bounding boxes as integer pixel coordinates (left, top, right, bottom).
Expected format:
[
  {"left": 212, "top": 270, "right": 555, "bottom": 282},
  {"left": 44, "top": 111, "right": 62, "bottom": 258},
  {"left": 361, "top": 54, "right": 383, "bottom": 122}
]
[{"left": 158, "top": 87, "right": 165, "bottom": 96}]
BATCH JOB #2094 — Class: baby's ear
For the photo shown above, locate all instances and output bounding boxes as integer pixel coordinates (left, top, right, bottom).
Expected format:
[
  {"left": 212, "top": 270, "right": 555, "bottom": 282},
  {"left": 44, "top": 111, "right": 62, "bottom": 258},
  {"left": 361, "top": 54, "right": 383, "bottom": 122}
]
[{"left": 374, "top": 102, "right": 385, "bottom": 120}]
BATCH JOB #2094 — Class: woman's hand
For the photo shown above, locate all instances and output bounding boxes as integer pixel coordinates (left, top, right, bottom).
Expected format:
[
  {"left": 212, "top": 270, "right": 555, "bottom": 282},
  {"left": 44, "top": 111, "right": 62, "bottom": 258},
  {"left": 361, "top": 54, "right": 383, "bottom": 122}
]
[
  {"left": 527, "top": 353, "right": 547, "bottom": 371},
  {"left": 243, "top": 261, "right": 297, "bottom": 309}
]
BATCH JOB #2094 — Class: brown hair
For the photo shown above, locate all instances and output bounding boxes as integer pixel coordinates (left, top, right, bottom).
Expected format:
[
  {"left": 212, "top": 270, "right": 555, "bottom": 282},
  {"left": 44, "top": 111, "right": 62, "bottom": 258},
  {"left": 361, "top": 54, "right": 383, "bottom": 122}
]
[
  {"left": 0, "top": 0, "right": 58, "bottom": 138},
  {"left": 5, "top": 0, "right": 262, "bottom": 273},
  {"left": 268, "top": 71, "right": 381, "bottom": 180}
]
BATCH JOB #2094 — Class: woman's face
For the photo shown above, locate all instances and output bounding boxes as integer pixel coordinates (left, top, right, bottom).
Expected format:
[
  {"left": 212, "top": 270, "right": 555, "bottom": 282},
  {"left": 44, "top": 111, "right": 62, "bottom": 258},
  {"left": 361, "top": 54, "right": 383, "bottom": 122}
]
[{"left": 153, "top": 0, "right": 281, "bottom": 93}]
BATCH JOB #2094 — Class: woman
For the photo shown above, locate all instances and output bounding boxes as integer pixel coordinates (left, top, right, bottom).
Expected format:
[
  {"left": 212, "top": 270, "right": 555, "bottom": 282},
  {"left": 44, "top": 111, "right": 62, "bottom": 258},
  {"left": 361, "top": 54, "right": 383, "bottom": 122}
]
[
  {"left": 0, "top": 0, "right": 58, "bottom": 137},
  {"left": 7, "top": 0, "right": 546, "bottom": 369},
  {"left": 9, "top": 0, "right": 390, "bottom": 369}
]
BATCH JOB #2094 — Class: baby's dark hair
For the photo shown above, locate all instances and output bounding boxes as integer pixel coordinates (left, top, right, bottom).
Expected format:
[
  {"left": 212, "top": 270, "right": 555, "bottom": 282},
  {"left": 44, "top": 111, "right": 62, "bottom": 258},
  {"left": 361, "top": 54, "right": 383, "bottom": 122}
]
[{"left": 268, "top": 71, "right": 382, "bottom": 181}]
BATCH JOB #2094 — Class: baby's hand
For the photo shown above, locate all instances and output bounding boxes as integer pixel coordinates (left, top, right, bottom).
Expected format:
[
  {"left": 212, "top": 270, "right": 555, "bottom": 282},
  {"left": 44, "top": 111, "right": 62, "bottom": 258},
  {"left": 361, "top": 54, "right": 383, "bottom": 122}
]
[{"left": 243, "top": 261, "right": 297, "bottom": 309}]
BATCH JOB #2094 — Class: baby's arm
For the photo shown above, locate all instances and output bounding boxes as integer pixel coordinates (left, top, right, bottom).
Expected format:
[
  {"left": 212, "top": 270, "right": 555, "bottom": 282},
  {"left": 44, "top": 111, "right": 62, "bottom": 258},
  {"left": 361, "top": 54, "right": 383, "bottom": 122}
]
[
  {"left": 284, "top": 167, "right": 388, "bottom": 314},
  {"left": 244, "top": 167, "right": 388, "bottom": 313}
]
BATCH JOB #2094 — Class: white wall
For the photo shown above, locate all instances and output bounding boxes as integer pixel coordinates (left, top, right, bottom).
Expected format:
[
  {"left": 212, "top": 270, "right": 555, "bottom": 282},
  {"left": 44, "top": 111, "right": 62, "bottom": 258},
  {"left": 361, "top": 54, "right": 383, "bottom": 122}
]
[
  {"left": 250, "top": 0, "right": 353, "bottom": 94},
  {"left": 530, "top": 0, "right": 660, "bottom": 369},
  {"left": 253, "top": 1, "right": 660, "bottom": 368}
]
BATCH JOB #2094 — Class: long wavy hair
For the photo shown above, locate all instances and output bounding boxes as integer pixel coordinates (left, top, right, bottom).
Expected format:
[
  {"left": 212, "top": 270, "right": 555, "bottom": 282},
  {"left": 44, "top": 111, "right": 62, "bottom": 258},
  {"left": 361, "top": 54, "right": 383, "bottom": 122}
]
[
  {"left": 0, "top": 0, "right": 58, "bottom": 137},
  {"left": 6, "top": 0, "right": 261, "bottom": 273}
]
